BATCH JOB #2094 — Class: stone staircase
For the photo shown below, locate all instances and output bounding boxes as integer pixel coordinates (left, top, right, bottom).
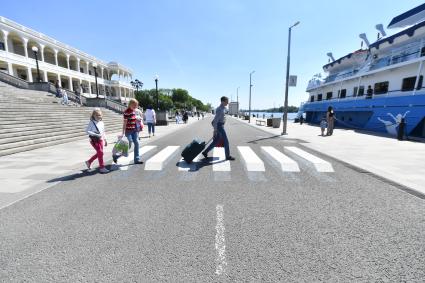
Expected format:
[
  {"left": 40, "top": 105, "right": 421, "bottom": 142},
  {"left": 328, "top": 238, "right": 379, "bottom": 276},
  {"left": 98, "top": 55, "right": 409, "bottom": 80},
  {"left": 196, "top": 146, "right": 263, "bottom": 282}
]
[{"left": 0, "top": 81, "right": 123, "bottom": 157}]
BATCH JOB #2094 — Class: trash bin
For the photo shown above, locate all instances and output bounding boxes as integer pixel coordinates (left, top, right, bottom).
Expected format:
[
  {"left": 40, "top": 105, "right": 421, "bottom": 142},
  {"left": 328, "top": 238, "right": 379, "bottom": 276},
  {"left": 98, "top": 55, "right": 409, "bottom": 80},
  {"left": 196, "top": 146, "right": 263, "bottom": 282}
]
[
  {"left": 244, "top": 115, "right": 250, "bottom": 120},
  {"left": 267, "top": 119, "right": 273, "bottom": 127},
  {"left": 272, "top": 118, "right": 281, "bottom": 128}
]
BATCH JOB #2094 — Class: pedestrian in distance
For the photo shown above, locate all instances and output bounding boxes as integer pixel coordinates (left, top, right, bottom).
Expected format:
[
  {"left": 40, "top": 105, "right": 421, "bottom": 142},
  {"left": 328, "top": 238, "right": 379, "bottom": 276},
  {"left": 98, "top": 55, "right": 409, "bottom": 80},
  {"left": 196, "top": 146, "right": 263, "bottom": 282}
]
[
  {"left": 201, "top": 112, "right": 204, "bottom": 119},
  {"left": 122, "top": 99, "right": 143, "bottom": 164},
  {"left": 55, "top": 80, "right": 61, "bottom": 98},
  {"left": 145, "top": 105, "right": 156, "bottom": 138},
  {"left": 175, "top": 110, "right": 180, "bottom": 124},
  {"left": 183, "top": 111, "right": 189, "bottom": 124},
  {"left": 202, "top": 96, "right": 235, "bottom": 161},
  {"left": 197, "top": 111, "right": 200, "bottom": 120},
  {"left": 61, "top": 89, "right": 69, "bottom": 105},
  {"left": 326, "top": 106, "right": 335, "bottom": 136},
  {"left": 320, "top": 116, "right": 328, "bottom": 136},
  {"left": 85, "top": 108, "right": 109, "bottom": 173}
]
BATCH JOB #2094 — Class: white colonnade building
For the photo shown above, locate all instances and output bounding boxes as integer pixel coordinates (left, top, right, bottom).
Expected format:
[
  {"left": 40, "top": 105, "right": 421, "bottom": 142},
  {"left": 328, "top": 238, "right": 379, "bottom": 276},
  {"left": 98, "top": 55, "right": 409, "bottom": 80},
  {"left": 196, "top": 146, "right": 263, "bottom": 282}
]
[{"left": 0, "top": 16, "right": 134, "bottom": 102}]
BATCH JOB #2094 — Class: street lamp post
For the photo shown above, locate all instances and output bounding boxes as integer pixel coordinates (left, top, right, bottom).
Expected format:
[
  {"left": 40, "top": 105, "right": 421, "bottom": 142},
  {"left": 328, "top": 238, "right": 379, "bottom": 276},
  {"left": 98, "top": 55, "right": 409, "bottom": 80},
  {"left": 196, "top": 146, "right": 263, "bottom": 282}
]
[
  {"left": 154, "top": 75, "right": 159, "bottom": 110},
  {"left": 93, "top": 62, "right": 99, "bottom": 99},
  {"left": 236, "top": 86, "right": 240, "bottom": 116},
  {"left": 249, "top": 71, "right": 255, "bottom": 123},
  {"left": 31, "top": 46, "right": 41, "bottom": 82},
  {"left": 282, "top": 21, "right": 300, "bottom": 135}
]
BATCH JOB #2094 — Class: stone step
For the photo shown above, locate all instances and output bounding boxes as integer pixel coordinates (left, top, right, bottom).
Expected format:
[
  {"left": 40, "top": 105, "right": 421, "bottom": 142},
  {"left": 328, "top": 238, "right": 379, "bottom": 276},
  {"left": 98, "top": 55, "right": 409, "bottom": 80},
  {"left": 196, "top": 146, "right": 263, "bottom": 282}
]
[
  {"left": 0, "top": 113, "right": 120, "bottom": 121},
  {"left": 0, "top": 124, "right": 122, "bottom": 145},
  {"left": 0, "top": 121, "right": 123, "bottom": 136},
  {"left": 0, "top": 124, "right": 122, "bottom": 151},
  {"left": 0, "top": 118, "right": 123, "bottom": 129}
]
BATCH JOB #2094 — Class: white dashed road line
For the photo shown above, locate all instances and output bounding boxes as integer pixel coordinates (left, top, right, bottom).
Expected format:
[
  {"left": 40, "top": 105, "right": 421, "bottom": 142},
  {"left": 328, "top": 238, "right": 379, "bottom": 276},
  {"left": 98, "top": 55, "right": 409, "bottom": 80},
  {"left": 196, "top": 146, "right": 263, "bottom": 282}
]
[
  {"left": 215, "top": 204, "right": 227, "bottom": 275},
  {"left": 212, "top": 147, "right": 231, "bottom": 171},
  {"left": 261, "top": 146, "right": 300, "bottom": 172},
  {"left": 285, "top": 146, "right": 334, "bottom": 172},
  {"left": 144, "top": 146, "right": 180, "bottom": 171},
  {"left": 237, "top": 146, "right": 265, "bottom": 171}
]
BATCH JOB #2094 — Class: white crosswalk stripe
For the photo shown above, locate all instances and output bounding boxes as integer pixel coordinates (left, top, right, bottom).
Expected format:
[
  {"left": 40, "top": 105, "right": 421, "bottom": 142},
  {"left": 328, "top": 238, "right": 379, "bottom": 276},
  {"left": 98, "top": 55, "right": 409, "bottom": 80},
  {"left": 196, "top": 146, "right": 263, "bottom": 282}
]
[
  {"left": 145, "top": 146, "right": 180, "bottom": 171},
  {"left": 285, "top": 146, "right": 334, "bottom": 172},
  {"left": 237, "top": 146, "right": 265, "bottom": 171},
  {"left": 178, "top": 154, "right": 202, "bottom": 171},
  {"left": 131, "top": 144, "right": 335, "bottom": 174},
  {"left": 261, "top": 146, "right": 300, "bottom": 172},
  {"left": 212, "top": 147, "right": 231, "bottom": 171},
  {"left": 115, "top": 145, "right": 157, "bottom": 171}
]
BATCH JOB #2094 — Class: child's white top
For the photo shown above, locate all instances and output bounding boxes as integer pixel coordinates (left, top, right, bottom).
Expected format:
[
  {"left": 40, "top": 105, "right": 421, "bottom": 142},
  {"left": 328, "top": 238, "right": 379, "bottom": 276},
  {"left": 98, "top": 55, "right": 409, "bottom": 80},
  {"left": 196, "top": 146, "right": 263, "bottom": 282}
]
[
  {"left": 86, "top": 119, "right": 106, "bottom": 139},
  {"left": 145, "top": 109, "right": 156, "bottom": 123}
]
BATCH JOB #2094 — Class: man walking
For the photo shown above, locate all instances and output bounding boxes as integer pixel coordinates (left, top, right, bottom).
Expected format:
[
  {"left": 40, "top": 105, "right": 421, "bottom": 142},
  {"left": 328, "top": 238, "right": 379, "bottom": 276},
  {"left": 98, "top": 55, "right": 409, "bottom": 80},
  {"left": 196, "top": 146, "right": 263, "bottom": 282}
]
[{"left": 202, "top": 96, "right": 235, "bottom": 161}]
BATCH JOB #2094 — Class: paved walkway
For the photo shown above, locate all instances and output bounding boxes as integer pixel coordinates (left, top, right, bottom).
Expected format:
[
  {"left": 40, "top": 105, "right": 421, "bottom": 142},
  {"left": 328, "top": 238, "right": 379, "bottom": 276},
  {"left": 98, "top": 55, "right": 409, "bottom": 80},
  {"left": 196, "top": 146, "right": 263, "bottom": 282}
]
[
  {"left": 0, "top": 116, "right": 203, "bottom": 209},
  {"left": 233, "top": 116, "right": 425, "bottom": 197}
]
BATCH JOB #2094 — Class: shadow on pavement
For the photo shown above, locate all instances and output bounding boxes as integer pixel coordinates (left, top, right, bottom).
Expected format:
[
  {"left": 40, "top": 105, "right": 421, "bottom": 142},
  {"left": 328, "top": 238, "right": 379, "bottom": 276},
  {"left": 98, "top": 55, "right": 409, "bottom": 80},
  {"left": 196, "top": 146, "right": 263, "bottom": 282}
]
[{"left": 47, "top": 168, "right": 104, "bottom": 183}]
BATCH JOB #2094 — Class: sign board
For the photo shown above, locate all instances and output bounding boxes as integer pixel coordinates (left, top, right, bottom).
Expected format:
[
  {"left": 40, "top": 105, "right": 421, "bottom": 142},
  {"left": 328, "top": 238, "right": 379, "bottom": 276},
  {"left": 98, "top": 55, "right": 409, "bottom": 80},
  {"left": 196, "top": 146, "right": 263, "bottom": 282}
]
[
  {"left": 228, "top": 102, "right": 239, "bottom": 116},
  {"left": 289, "top": 75, "right": 297, "bottom": 87}
]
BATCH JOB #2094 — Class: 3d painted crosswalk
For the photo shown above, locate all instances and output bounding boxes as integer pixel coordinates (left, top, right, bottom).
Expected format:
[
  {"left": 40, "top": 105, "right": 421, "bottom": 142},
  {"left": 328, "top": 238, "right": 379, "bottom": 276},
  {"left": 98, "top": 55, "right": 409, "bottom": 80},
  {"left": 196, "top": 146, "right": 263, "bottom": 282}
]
[{"left": 116, "top": 145, "right": 335, "bottom": 174}]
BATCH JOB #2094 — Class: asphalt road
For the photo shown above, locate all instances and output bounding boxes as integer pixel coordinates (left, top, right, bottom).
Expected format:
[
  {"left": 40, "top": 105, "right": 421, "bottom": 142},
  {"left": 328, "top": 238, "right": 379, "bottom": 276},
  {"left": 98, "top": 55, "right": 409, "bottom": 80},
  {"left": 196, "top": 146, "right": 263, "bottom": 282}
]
[{"left": 1, "top": 117, "right": 424, "bottom": 282}]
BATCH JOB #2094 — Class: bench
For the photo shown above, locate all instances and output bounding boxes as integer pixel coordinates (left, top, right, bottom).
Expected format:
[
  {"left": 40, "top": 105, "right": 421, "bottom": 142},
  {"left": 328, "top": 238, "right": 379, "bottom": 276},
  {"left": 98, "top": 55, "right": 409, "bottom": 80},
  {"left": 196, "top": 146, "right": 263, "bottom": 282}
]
[{"left": 256, "top": 119, "right": 266, "bottom": 126}]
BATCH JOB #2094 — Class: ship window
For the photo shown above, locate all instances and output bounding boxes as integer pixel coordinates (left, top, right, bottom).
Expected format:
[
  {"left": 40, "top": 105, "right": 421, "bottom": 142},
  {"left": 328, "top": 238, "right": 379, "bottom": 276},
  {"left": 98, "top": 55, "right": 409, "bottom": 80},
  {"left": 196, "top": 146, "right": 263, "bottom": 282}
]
[
  {"left": 326, "top": 92, "right": 333, "bottom": 100},
  {"left": 338, "top": 89, "right": 346, "bottom": 99},
  {"left": 310, "top": 96, "right": 315, "bottom": 102},
  {"left": 374, "top": 81, "right": 389, "bottom": 95},
  {"left": 421, "top": 47, "right": 425, "bottom": 57},
  {"left": 402, "top": 76, "right": 424, "bottom": 91},
  {"left": 358, "top": 86, "right": 365, "bottom": 96},
  {"left": 317, "top": 94, "right": 322, "bottom": 101}
]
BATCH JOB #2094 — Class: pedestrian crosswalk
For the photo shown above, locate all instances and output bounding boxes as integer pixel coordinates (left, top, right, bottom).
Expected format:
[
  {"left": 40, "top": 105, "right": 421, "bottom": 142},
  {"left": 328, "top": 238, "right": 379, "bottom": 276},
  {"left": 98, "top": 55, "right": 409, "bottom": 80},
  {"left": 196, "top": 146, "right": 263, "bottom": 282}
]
[{"left": 114, "top": 145, "right": 335, "bottom": 174}]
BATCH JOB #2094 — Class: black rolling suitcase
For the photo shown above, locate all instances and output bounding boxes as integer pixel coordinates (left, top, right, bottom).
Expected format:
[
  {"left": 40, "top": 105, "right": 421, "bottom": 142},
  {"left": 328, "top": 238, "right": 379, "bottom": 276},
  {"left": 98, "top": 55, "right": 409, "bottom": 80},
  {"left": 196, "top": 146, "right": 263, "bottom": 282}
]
[{"left": 181, "top": 138, "right": 210, "bottom": 163}]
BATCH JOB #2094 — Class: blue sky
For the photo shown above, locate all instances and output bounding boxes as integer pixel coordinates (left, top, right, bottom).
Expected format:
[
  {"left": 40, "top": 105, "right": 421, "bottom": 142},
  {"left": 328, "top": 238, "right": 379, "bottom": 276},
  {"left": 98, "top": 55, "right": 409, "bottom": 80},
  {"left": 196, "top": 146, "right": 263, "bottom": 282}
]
[{"left": 3, "top": 0, "right": 424, "bottom": 109}]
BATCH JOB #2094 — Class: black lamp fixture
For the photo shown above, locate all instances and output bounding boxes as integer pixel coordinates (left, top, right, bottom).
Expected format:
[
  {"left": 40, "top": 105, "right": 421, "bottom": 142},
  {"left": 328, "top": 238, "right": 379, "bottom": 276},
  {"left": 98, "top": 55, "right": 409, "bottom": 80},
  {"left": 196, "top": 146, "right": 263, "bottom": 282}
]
[
  {"left": 93, "top": 62, "right": 99, "bottom": 99},
  {"left": 31, "top": 46, "right": 41, "bottom": 82},
  {"left": 154, "top": 75, "right": 159, "bottom": 110}
]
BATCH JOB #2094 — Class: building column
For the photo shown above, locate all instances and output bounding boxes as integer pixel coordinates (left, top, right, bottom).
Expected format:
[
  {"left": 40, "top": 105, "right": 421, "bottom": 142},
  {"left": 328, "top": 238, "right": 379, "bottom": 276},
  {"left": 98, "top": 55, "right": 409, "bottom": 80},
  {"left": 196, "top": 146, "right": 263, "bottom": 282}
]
[
  {"left": 66, "top": 54, "right": 70, "bottom": 69},
  {"left": 118, "top": 86, "right": 121, "bottom": 98},
  {"left": 101, "top": 67, "right": 104, "bottom": 79},
  {"left": 39, "top": 44, "right": 45, "bottom": 61},
  {"left": 69, "top": 76, "right": 73, "bottom": 91},
  {"left": 89, "top": 82, "right": 92, "bottom": 94},
  {"left": 77, "top": 58, "right": 80, "bottom": 73},
  {"left": 22, "top": 37, "right": 29, "bottom": 58},
  {"left": 7, "top": 62, "right": 13, "bottom": 76},
  {"left": 57, "top": 74, "right": 61, "bottom": 86},
  {"left": 86, "top": 62, "right": 89, "bottom": 74},
  {"left": 2, "top": 30, "right": 9, "bottom": 53},
  {"left": 54, "top": 49, "right": 58, "bottom": 65},
  {"left": 27, "top": 67, "right": 33, "bottom": 82},
  {"left": 43, "top": 70, "right": 48, "bottom": 82}
]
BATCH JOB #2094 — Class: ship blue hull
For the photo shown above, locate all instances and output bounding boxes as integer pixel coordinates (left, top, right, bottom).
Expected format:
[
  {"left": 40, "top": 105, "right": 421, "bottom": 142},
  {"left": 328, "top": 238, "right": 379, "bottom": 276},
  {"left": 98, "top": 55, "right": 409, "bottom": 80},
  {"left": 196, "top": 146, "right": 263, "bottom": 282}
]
[{"left": 303, "top": 92, "right": 425, "bottom": 138}]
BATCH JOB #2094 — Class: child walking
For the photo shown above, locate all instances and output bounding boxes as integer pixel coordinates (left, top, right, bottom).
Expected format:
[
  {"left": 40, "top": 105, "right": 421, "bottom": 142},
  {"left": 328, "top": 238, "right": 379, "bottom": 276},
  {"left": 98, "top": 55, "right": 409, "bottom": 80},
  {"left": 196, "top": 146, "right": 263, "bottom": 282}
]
[
  {"left": 85, "top": 108, "right": 109, "bottom": 173},
  {"left": 320, "top": 116, "right": 328, "bottom": 136}
]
